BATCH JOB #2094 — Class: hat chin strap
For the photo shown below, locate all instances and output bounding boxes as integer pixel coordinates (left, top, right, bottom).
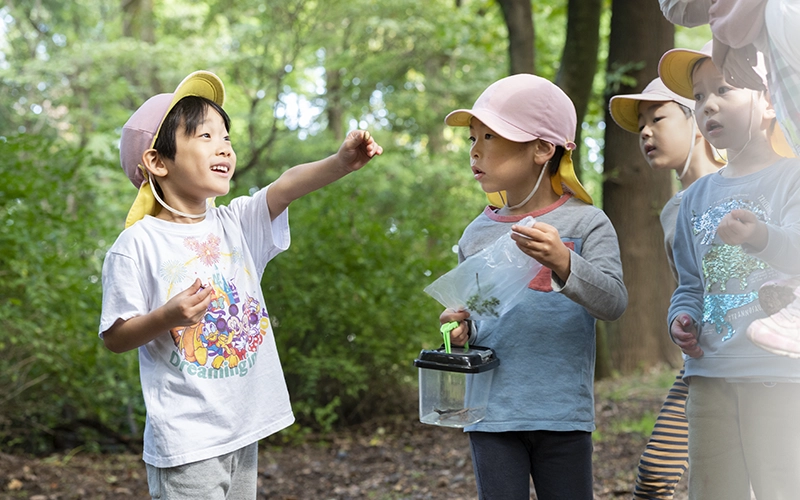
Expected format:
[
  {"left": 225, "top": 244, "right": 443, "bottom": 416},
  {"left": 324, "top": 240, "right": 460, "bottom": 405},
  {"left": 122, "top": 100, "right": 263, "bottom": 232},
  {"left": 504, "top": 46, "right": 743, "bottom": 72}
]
[
  {"left": 147, "top": 172, "right": 208, "bottom": 219},
  {"left": 507, "top": 161, "right": 549, "bottom": 210},
  {"left": 722, "top": 91, "right": 757, "bottom": 167},
  {"left": 677, "top": 115, "right": 696, "bottom": 181}
]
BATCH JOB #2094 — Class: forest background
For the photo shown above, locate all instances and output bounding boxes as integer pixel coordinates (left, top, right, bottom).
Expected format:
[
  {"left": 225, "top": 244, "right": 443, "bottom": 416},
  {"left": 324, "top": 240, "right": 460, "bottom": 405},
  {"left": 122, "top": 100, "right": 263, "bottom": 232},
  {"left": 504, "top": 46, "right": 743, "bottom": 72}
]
[{"left": 1, "top": 0, "right": 711, "bottom": 454}]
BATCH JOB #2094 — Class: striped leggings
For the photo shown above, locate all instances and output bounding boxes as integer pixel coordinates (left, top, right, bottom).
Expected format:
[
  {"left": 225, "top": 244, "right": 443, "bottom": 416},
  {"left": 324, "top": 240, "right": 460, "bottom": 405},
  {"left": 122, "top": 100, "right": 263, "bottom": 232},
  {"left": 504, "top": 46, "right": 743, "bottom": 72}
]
[{"left": 632, "top": 369, "right": 689, "bottom": 499}]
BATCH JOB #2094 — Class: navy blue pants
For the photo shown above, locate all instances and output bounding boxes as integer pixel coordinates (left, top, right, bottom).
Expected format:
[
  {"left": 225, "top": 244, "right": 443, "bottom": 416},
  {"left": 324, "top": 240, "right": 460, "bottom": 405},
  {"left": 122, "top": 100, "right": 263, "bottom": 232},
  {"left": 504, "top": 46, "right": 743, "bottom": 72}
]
[{"left": 468, "top": 430, "right": 593, "bottom": 500}]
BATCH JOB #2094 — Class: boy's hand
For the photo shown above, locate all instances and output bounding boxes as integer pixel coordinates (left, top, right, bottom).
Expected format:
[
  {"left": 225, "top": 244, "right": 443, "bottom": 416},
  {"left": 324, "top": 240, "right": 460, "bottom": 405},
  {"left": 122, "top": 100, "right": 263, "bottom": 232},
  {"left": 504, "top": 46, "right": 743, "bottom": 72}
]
[
  {"left": 671, "top": 313, "right": 703, "bottom": 358},
  {"left": 336, "top": 130, "right": 383, "bottom": 173},
  {"left": 102, "top": 278, "right": 213, "bottom": 353},
  {"left": 440, "top": 308, "right": 470, "bottom": 346},
  {"left": 163, "top": 278, "right": 213, "bottom": 327},
  {"left": 510, "top": 221, "right": 571, "bottom": 281},
  {"left": 718, "top": 209, "right": 768, "bottom": 251},
  {"left": 266, "top": 130, "right": 382, "bottom": 220}
]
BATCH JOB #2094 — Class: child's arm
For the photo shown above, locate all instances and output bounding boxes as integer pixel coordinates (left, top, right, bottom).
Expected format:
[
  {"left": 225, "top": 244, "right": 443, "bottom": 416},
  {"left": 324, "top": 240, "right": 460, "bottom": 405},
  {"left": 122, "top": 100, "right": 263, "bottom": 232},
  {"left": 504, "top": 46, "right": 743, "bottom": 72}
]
[
  {"left": 102, "top": 278, "right": 213, "bottom": 353},
  {"left": 718, "top": 209, "right": 768, "bottom": 251},
  {"left": 511, "top": 213, "right": 627, "bottom": 321},
  {"left": 510, "top": 222, "right": 571, "bottom": 281},
  {"left": 671, "top": 313, "right": 703, "bottom": 358},
  {"left": 720, "top": 186, "right": 800, "bottom": 275},
  {"left": 659, "top": 0, "right": 712, "bottom": 28},
  {"left": 266, "top": 130, "right": 382, "bottom": 220},
  {"left": 668, "top": 201, "right": 705, "bottom": 354}
]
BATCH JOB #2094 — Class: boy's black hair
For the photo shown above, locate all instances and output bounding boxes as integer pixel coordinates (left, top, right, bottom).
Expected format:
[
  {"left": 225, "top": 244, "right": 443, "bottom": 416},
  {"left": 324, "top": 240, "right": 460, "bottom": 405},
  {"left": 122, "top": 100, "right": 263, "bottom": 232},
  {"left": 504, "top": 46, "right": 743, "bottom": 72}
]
[
  {"left": 676, "top": 102, "right": 693, "bottom": 118},
  {"left": 153, "top": 96, "right": 231, "bottom": 161},
  {"left": 549, "top": 146, "right": 565, "bottom": 176}
]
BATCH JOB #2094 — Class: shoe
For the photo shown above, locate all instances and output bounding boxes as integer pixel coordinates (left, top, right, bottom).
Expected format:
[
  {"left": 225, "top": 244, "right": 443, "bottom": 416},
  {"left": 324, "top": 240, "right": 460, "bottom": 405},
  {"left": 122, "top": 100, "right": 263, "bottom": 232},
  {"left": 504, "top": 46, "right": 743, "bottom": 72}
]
[
  {"left": 747, "top": 284, "right": 800, "bottom": 358},
  {"left": 758, "top": 278, "right": 800, "bottom": 315}
]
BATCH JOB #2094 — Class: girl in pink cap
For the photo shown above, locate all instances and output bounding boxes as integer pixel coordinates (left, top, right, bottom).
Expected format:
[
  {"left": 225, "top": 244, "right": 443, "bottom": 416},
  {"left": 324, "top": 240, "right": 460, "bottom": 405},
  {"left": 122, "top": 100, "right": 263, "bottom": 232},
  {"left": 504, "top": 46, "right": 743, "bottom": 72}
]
[
  {"left": 610, "top": 77, "right": 723, "bottom": 500},
  {"left": 439, "top": 73, "right": 628, "bottom": 500}
]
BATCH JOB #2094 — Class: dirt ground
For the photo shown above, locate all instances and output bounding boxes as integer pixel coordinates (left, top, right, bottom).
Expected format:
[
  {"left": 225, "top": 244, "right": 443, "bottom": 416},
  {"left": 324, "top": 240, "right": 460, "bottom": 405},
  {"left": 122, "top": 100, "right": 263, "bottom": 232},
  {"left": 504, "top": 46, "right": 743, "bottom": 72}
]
[{"left": 0, "top": 368, "right": 687, "bottom": 500}]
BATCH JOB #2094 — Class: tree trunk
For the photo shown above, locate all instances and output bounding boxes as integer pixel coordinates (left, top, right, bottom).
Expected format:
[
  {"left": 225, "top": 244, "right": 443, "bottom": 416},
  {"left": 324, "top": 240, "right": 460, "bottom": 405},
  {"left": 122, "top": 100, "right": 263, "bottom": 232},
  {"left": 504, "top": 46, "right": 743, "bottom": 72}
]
[
  {"left": 497, "top": 0, "right": 535, "bottom": 75},
  {"left": 326, "top": 67, "right": 344, "bottom": 141},
  {"left": 120, "top": 0, "right": 160, "bottom": 96},
  {"left": 602, "top": 0, "right": 682, "bottom": 373},
  {"left": 121, "top": 0, "right": 154, "bottom": 43},
  {"left": 555, "top": 0, "right": 602, "bottom": 176}
]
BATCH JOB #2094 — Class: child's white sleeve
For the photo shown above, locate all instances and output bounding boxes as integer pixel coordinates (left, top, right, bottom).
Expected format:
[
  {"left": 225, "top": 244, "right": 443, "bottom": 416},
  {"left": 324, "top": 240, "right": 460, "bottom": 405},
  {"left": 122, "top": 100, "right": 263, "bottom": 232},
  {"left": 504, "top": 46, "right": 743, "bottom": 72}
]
[
  {"left": 226, "top": 185, "right": 291, "bottom": 272},
  {"left": 99, "top": 252, "right": 148, "bottom": 338}
]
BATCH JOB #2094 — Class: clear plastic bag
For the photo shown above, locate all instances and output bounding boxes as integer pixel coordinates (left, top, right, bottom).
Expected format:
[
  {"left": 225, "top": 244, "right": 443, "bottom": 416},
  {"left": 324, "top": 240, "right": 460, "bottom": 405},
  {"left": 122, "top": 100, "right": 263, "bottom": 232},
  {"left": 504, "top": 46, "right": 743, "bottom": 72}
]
[{"left": 424, "top": 216, "right": 542, "bottom": 321}]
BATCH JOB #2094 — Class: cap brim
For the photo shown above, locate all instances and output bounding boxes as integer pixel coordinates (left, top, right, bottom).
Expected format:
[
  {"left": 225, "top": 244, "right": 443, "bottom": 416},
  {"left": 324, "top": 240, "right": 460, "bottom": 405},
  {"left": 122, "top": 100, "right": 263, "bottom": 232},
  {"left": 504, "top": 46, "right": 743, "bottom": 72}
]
[
  {"left": 609, "top": 94, "right": 677, "bottom": 134},
  {"left": 172, "top": 70, "right": 225, "bottom": 108},
  {"left": 444, "top": 109, "right": 536, "bottom": 142},
  {"left": 151, "top": 71, "right": 226, "bottom": 148},
  {"left": 659, "top": 49, "right": 708, "bottom": 100}
]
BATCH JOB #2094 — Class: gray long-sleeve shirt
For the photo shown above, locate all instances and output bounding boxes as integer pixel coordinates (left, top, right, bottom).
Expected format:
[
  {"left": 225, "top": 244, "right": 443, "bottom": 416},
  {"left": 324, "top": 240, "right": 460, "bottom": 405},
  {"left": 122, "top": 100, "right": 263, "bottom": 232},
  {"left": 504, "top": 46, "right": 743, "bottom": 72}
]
[
  {"left": 458, "top": 195, "right": 627, "bottom": 433},
  {"left": 669, "top": 159, "right": 800, "bottom": 380}
]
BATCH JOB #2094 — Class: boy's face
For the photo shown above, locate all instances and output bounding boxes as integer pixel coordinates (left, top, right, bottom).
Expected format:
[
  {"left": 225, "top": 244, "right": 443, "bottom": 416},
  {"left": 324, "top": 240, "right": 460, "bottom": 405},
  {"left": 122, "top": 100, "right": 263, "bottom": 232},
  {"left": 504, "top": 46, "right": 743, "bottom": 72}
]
[
  {"left": 637, "top": 100, "right": 694, "bottom": 171},
  {"left": 164, "top": 107, "right": 236, "bottom": 201},
  {"left": 691, "top": 59, "right": 771, "bottom": 151},
  {"left": 468, "top": 118, "right": 539, "bottom": 198}
]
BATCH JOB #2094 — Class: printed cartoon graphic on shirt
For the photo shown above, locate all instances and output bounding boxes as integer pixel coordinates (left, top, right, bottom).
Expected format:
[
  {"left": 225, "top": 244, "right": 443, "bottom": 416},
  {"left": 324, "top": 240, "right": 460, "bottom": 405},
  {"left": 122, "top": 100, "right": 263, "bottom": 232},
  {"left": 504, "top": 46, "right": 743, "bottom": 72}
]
[
  {"left": 692, "top": 197, "right": 770, "bottom": 341},
  {"left": 163, "top": 232, "right": 270, "bottom": 378}
]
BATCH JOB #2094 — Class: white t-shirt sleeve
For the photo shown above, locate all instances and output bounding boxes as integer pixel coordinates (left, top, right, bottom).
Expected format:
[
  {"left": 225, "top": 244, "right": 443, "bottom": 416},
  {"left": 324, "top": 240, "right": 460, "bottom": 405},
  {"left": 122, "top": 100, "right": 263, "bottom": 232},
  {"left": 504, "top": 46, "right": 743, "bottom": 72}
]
[
  {"left": 99, "top": 251, "right": 148, "bottom": 337},
  {"left": 224, "top": 185, "right": 290, "bottom": 273}
]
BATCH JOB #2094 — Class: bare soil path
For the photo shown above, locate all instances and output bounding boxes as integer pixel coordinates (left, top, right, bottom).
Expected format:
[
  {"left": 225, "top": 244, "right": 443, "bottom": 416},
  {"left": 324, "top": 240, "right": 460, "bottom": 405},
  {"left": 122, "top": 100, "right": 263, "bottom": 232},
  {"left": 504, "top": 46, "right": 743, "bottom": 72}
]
[{"left": 1, "top": 367, "right": 687, "bottom": 499}]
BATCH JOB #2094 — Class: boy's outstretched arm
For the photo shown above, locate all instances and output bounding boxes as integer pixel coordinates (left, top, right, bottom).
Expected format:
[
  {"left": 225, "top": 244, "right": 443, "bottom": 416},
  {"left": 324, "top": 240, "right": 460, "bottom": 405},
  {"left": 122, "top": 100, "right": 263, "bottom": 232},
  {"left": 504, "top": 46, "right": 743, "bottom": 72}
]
[
  {"left": 267, "top": 130, "right": 383, "bottom": 220},
  {"left": 102, "top": 278, "right": 213, "bottom": 353}
]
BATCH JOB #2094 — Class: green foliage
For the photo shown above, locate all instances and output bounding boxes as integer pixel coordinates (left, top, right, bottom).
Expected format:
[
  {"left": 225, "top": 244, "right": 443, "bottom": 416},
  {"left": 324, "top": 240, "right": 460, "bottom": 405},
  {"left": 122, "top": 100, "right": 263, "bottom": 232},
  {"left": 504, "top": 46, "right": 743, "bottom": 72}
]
[
  {"left": 0, "top": 134, "right": 143, "bottom": 452},
  {"left": 606, "top": 411, "right": 657, "bottom": 438}
]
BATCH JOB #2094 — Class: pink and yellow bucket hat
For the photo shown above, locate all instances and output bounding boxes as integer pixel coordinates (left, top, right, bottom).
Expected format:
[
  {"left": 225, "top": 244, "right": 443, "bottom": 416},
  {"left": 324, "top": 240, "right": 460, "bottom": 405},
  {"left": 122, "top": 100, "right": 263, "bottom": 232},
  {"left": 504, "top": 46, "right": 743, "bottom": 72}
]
[{"left": 119, "top": 71, "right": 226, "bottom": 228}]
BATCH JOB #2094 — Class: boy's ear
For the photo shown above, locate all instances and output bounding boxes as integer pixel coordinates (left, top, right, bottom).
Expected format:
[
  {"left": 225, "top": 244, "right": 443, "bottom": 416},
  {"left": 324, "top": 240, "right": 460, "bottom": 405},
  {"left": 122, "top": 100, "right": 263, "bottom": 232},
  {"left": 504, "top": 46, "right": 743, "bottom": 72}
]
[
  {"left": 534, "top": 140, "right": 556, "bottom": 165},
  {"left": 141, "top": 149, "right": 168, "bottom": 179}
]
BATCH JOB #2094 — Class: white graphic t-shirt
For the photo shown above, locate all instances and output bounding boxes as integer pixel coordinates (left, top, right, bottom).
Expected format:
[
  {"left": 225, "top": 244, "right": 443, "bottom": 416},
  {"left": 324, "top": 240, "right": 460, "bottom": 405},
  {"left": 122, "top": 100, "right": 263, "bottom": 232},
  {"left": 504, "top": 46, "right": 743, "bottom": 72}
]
[{"left": 100, "top": 186, "right": 294, "bottom": 467}]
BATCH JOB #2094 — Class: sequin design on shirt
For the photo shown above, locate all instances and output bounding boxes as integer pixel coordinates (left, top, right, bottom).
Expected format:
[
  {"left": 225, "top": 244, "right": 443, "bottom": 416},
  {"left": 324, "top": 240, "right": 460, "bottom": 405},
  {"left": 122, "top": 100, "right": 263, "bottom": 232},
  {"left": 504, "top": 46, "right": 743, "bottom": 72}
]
[
  {"left": 694, "top": 198, "right": 769, "bottom": 341},
  {"left": 702, "top": 244, "right": 768, "bottom": 292},
  {"left": 691, "top": 198, "right": 769, "bottom": 245},
  {"left": 703, "top": 291, "right": 759, "bottom": 341}
]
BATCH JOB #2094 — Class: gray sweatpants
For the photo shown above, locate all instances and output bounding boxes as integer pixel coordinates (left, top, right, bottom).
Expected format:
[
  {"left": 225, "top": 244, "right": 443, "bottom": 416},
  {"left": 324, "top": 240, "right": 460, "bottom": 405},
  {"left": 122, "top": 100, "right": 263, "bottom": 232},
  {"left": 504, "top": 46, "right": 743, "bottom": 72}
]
[{"left": 145, "top": 441, "right": 258, "bottom": 500}]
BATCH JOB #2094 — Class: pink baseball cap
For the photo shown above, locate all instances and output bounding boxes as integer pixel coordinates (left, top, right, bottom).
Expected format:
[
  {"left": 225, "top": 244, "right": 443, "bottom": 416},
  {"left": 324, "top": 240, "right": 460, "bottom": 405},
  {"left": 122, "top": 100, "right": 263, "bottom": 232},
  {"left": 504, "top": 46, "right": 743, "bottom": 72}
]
[
  {"left": 119, "top": 71, "right": 225, "bottom": 228},
  {"left": 445, "top": 73, "right": 577, "bottom": 150},
  {"left": 119, "top": 70, "right": 226, "bottom": 188},
  {"left": 445, "top": 74, "right": 594, "bottom": 205}
]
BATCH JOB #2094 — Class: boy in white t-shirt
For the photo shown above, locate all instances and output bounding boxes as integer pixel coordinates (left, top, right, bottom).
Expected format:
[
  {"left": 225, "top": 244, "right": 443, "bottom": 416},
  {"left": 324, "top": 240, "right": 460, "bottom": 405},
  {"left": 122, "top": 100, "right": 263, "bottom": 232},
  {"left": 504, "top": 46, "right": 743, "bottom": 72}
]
[{"left": 99, "top": 70, "right": 382, "bottom": 498}]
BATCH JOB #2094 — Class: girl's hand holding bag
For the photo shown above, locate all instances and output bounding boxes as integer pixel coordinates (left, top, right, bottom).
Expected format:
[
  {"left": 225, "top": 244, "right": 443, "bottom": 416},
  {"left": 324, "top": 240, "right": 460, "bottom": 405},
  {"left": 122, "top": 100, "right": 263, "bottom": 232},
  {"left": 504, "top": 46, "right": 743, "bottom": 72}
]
[{"left": 424, "top": 217, "right": 542, "bottom": 321}]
